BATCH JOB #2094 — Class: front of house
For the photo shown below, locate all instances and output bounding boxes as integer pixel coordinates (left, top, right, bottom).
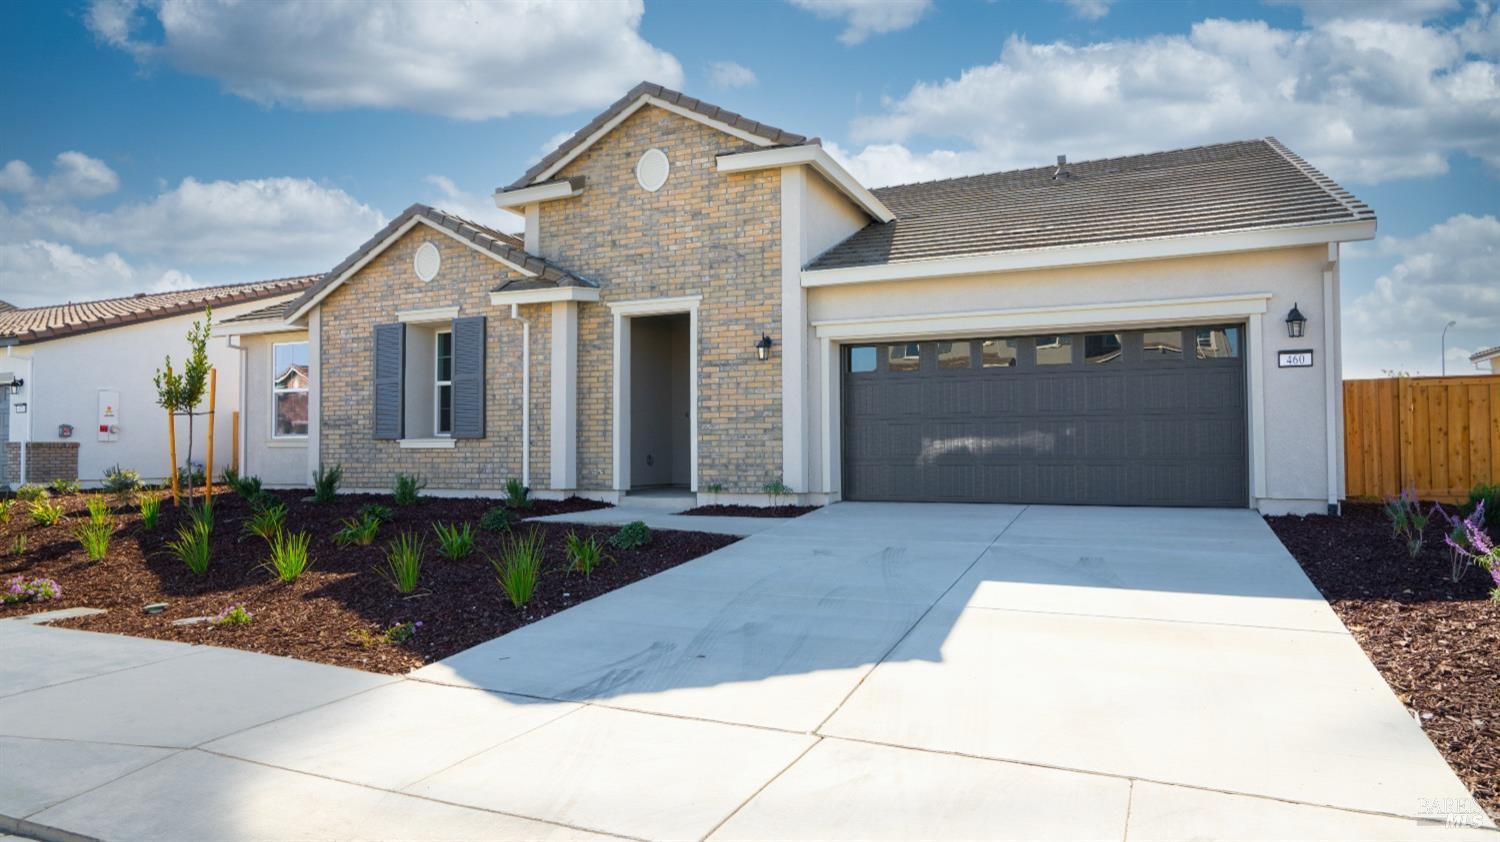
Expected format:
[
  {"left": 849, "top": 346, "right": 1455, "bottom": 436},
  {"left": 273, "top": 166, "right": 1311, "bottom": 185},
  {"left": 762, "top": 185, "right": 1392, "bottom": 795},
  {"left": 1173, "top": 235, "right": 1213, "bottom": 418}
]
[{"left": 227, "top": 82, "right": 1375, "bottom": 516}]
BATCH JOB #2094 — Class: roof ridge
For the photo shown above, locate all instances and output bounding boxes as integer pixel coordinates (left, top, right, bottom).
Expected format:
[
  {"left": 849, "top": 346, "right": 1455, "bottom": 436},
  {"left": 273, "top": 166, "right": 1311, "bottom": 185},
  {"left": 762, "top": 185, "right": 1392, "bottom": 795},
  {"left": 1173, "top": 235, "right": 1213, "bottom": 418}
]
[
  {"left": 1260, "top": 136, "right": 1374, "bottom": 221},
  {"left": 2, "top": 274, "right": 318, "bottom": 314}
]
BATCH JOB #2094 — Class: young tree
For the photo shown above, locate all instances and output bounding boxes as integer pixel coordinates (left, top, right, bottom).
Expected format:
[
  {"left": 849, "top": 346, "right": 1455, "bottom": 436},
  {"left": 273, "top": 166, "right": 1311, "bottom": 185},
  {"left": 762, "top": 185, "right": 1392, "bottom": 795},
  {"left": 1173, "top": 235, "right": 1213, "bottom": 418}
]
[{"left": 153, "top": 308, "right": 213, "bottom": 503}]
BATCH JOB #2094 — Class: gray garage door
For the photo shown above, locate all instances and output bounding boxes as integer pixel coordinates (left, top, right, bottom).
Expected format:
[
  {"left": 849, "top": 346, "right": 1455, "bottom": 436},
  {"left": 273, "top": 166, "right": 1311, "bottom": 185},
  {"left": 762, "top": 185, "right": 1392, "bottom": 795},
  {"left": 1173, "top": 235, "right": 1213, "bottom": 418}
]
[{"left": 842, "top": 325, "right": 1248, "bottom": 507}]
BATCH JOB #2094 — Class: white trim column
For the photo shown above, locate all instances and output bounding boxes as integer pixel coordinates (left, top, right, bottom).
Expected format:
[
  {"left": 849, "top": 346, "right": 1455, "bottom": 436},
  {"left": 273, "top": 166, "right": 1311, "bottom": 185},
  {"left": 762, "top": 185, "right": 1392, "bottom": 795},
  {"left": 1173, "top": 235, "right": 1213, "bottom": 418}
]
[
  {"left": 550, "top": 301, "right": 578, "bottom": 491},
  {"left": 307, "top": 307, "right": 321, "bottom": 485},
  {"left": 780, "top": 167, "right": 809, "bottom": 492},
  {"left": 820, "top": 336, "right": 840, "bottom": 497},
  {"left": 1322, "top": 242, "right": 1340, "bottom": 513},
  {"left": 1248, "top": 312, "right": 1268, "bottom": 501}
]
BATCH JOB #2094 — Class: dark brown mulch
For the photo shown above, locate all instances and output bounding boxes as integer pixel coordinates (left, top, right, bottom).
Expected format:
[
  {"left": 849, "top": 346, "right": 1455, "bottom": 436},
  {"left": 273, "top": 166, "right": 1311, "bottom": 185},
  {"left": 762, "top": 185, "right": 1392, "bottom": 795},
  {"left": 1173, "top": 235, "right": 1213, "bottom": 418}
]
[
  {"left": 1267, "top": 502, "right": 1498, "bottom": 820},
  {"left": 678, "top": 504, "right": 821, "bottom": 518},
  {"left": 0, "top": 487, "right": 736, "bottom": 674}
]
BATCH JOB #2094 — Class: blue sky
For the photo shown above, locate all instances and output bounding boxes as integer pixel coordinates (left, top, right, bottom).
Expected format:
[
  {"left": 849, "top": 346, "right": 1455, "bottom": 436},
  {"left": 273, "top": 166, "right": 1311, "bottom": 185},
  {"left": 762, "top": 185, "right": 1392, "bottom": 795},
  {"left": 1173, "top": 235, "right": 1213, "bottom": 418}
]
[{"left": 1, "top": 0, "right": 1497, "bottom": 377}]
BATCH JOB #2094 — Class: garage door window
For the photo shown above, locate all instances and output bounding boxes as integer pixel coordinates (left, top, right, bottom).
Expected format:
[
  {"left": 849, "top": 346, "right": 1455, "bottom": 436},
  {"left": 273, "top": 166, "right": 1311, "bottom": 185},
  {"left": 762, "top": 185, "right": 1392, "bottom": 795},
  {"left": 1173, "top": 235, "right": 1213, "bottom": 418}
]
[
  {"left": 1195, "top": 326, "right": 1240, "bottom": 359},
  {"left": 888, "top": 343, "right": 921, "bottom": 372},
  {"left": 1084, "top": 333, "right": 1122, "bottom": 364},
  {"left": 937, "top": 341, "right": 971, "bottom": 369},
  {"left": 981, "top": 338, "right": 1018, "bottom": 368},
  {"left": 1143, "top": 330, "right": 1183, "bottom": 360},
  {"left": 848, "top": 346, "right": 878, "bottom": 373},
  {"left": 1036, "top": 335, "right": 1072, "bottom": 365}
]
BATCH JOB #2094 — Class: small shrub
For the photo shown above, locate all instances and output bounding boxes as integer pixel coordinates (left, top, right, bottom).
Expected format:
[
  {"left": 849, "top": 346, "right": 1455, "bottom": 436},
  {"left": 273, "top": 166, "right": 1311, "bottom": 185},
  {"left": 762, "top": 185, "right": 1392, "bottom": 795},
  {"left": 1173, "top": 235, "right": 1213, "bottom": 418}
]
[
  {"left": 762, "top": 477, "right": 792, "bottom": 506},
  {"left": 76, "top": 519, "right": 113, "bottom": 562},
  {"left": 138, "top": 492, "right": 162, "bottom": 530},
  {"left": 564, "top": 530, "right": 609, "bottom": 577},
  {"left": 264, "top": 530, "right": 314, "bottom": 582},
  {"left": 705, "top": 482, "right": 724, "bottom": 495},
  {"left": 479, "top": 506, "right": 514, "bottom": 533},
  {"left": 359, "top": 503, "right": 394, "bottom": 524},
  {"left": 379, "top": 531, "right": 425, "bottom": 593},
  {"left": 333, "top": 513, "right": 381, "bottom": 546},
  {"left": 393, "top": 473, "right": 426, "bottom": 506},
  {"left": 190, "top": 500, "right": 215, "bottom": 532},
  {"left": 504, "top": 477, "right": 532, "bottom": 510},
  {"left": 247, "top": 491, "right": 280, "bottom": 512},
  {"left": 3, "top": 575, "right": 60, "bottom": 604},
  {"left": 609, "top": 520, "right": 651, "bottom": 550},
  {"left": 244, "top": 502, "right": 287, "bottom": 542},
  {"left": 1464, "top": 483, "right": 1500, "bottom": 532},
  {"left": 0, "top": 499, "right": 12, "bottom": 525},
  {"left": 1445, "top": 501, "right": 1500, "bottom": 602},
  {"left": 86, "top": 496, "right": 112, "bottom": 526},
  {"left": 102, "top": 464, "right": 141, "bottom": 495},
  {"left": 178, "top": 462, "right": 207, "bottom": 489},
  {"left": 28, "top": 499, "right": 63, "bottom": 527},
  {"left": 11, "top": 534, "right": 27, "bottom": 556},
  {"left": 1382, "top": 488, "right": 1435, "bottom": 558},
  {"left": 349, "top": 620, "right": 422, "bottom": 647},
  {"left": 432, "top": 521, "right": 476, "bottom": 560},
  {"left": 212, "top": 605, "right": 253, "bottom": 626},
  {"left": 227, "top": 469, "right": 262, "bottom": 500},
  {"left": 168, "top": 519, "right": 213, "bottom": 574},
  {"left": 313, "top": 463, "right": 343, "bottom": 503},
  {"left": 15, "top": 484, "right": 48, "bottom": 503},
  {"left": 490, "top": 528, "right": 544, "bottom": 608},
  {"left": 48, "top": 478, "right": 81, "bottom": 496}
]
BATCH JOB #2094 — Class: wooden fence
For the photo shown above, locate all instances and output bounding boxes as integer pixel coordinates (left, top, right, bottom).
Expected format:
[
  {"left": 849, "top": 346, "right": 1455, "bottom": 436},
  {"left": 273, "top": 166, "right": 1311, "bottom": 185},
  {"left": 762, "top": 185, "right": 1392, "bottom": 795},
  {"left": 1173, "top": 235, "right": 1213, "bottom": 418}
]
[{"left": 1344, "top": 375, "right": 1500, "bottom": 502}]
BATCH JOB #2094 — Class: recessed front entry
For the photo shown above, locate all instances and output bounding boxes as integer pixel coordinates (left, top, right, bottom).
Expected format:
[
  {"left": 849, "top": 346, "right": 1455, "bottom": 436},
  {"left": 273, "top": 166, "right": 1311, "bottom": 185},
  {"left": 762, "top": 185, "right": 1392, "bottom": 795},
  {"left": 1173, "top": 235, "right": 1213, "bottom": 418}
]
[
  {"left": 629, "top": 313, "right": 691, "bottom": 490},
  {"left": 842, "top": 326, "right": 1248, "bottom": 507}
]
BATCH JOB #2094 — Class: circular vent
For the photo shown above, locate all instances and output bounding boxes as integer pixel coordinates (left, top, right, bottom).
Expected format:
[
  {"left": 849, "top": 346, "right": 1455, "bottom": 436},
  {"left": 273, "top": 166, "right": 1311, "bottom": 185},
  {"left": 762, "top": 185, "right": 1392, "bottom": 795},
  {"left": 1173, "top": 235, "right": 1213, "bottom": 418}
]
[
  {"left": 635, "top": 148, "right": 670, "bottom": 192},
  {"left": 414, "top": 241, "right": 441, "bottom": 282}
]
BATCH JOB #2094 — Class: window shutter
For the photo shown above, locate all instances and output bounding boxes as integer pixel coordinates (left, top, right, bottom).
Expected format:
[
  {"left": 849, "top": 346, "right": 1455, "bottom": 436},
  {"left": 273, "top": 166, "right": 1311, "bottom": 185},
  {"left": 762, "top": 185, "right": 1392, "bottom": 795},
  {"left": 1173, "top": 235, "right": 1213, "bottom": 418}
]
[
  {"left": 373, "top": 323, "right": 405, "bottom": 440},
  {"left": 451, "top": 315, "right": 486, "bottom": 439}
]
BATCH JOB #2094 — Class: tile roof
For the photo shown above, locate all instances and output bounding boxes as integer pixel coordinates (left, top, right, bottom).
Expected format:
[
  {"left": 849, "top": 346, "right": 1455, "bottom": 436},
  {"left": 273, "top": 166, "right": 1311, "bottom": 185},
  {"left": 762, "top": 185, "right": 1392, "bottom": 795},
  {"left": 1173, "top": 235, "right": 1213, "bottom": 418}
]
[
  {"left": 0, "top": 276, "right": 317, "bottom": 346},
  {"left": 222, "top": 299, "right": 297, "bottom": 324},
  {"left": 504, "top": 80, "right": 809, "bottom": 191},
  {"left": 1470, "top": 345, "right": 1500, "bottom": 363},
  {"left": 285, "top": 204, "right": 594, "bottom": 318},
  {"left": 808, "top": 138, "right": 1375, "bottom": 271},
  {"left": 0, "top": 301, "right": 15, "bottom": 313}
]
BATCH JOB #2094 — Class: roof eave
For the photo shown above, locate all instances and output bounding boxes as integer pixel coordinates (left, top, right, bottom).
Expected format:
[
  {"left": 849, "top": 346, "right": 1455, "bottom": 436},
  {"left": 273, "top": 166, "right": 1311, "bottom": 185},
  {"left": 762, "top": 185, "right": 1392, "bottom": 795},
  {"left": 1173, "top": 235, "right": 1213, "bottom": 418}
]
[{"left": 716, "top": 146, "right": 894, "bottom": 223}]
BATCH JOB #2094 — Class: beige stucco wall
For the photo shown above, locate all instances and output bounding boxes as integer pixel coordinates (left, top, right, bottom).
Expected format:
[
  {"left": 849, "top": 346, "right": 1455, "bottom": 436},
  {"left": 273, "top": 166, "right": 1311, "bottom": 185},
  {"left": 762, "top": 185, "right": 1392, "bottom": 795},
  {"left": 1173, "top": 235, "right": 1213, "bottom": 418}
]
[
  {"left": 807, "top": 245, "right": 1336, "bottom": 510},
  {"left": 240, "top": 331, "right": 311, "bottom": 487},
  {"left": 536, "top": 105, "right": 782, "bottom": 493},
  {"left": 317, "top": 224, "right": 551, "bottom": 492}
]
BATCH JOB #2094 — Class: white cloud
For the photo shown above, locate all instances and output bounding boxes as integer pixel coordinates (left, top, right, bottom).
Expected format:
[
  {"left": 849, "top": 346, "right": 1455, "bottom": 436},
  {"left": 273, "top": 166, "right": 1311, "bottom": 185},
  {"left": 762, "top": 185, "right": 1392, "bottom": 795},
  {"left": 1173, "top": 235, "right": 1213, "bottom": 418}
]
[
  {"left": 835, "top": 8, "right": 1500, "bottom": 187},
  {"left": 85, "top": 0, "right": 683, "bottom": 120},
  {"left": 1274, "top": 0, "right": 1460, "bottom": 24},
  {"left": 788, "top": 0, "right": 932, "bottom": 45},
  {"left": 707, "top": 61, "right": 758, "bottom": 90},
  {"left": 1343, "top": 214, "right": 1500, "bottom": 377},
  {"left": 0, "top": 240, "right": 136, "bottom": 306},
  {"left": 1056, "top": 0, "right": 1114, "bottom": 21},
  {"left": 423, "top": 175, "right": 522, "bottom": 235},
  {"left": 0, "top": 152, "right": 120, "bottom": 202}
]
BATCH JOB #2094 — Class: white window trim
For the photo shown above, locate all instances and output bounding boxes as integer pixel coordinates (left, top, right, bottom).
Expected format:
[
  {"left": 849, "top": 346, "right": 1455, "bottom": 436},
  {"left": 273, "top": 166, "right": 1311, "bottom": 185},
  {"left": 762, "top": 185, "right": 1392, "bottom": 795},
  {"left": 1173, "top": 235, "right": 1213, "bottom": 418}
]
[
  {"left": 399, "top": 438, "right": 456, "bottom": 450},
  {"left": 608, "top": 295, "right": 701, "bottom": 493},
  {"left": 434, "top": 329, "right": 453, "bottom": 437},
  {"left": 270, "top": 340, "right": 309, "bottom": 440},
  {"left": 398, "top": 306, "right": 460, "bottom": 323}
]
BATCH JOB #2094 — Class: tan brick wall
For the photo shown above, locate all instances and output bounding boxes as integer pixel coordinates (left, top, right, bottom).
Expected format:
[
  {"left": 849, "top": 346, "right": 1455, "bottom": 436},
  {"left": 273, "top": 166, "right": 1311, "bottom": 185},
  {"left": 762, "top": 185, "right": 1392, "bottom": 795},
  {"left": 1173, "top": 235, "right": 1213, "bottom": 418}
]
[
  {"left": 6, "top": 442, "right": 80, "bottom": 484},
  {"left": 538, "top": 106, "right": 783, "bottom": 492},
  {"left": 318, "top": 226, "right": 551, "bottom": 492}
]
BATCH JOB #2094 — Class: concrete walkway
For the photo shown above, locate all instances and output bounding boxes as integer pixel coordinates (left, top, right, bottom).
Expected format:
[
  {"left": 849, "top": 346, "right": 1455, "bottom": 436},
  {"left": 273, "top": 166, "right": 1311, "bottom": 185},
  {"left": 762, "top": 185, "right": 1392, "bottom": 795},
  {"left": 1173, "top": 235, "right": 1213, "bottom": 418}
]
[
  {"left": 3, "top": 504, "right": 1494, "bottom": 841},
  {"left": 530, "top": 505, "right": 791, "bottom": 536}
]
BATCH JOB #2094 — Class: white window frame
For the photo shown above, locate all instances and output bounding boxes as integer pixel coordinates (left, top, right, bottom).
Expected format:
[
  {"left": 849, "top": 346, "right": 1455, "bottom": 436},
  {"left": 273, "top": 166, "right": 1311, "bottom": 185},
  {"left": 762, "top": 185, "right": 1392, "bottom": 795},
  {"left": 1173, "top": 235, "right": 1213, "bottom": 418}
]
[
  {"left": 434, "top": 329, "right": 453, "bottom": 437},
  {"left": 270, "top": 340, "right": 310, "bottom": 440}
]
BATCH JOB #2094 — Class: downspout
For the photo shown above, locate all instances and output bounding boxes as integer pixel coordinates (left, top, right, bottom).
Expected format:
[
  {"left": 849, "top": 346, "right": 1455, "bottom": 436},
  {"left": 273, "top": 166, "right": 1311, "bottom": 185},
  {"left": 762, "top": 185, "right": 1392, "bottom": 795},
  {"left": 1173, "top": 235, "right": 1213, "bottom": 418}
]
[
  {"left": 509, "top": 304, "right": 530, "bottom": 488},
  {"left": 1323, "top": 243, "right": 1340, "bottom": 516}
]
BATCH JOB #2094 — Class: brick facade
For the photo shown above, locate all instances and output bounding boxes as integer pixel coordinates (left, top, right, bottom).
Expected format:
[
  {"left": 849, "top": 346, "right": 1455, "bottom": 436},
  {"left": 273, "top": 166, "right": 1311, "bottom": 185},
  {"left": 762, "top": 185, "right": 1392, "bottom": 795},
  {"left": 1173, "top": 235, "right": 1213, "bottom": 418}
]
[
  {"left": 5, "top": 442, "right": 80, "bottom": 485},
  {"left": 318, "top": 227, "right": 552, "bottom": 491},
  {"left": 538, "top": 106, "right": 783, "bottom": 493}
]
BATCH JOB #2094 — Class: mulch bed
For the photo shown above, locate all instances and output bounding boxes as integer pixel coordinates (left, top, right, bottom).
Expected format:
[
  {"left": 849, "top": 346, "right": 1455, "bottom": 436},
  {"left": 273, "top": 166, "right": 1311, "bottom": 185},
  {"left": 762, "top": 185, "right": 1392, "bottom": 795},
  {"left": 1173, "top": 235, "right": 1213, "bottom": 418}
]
[
  {"left": 0, "top": 488, "right": 737, "bottom": 674},
  {"left": 678, "top": 504, "right": 821, "bottom": 518},
  {"left": 1267, "top": 502, "right": 1498, "bottom": 820}
]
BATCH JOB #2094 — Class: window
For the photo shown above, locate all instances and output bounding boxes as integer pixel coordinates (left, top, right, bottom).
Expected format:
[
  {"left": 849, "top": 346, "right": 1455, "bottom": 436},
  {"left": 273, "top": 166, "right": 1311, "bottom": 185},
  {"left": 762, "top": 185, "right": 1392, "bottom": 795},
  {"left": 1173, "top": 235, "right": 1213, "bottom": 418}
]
[
  {"left": 981, "top": 339, "right": 1018, "bottom": 368},
  {"left": 271, "top": 341, "right": 309, "bottom": 438},
  {"left": 888, "top": 343, "right": 921, "bottom": 372},
  {"left": 1084, "top": 333, "right": 1122, "bottom": 364},
  {"left": 435, "top": 330, "right": 453, "bottom": 435},
  {"left": 848, "top": 346, "right": 877, "bottom": 373},
  {"left": 1142, "top": 330, "right": 1183, "bottom": 360},
  {"left": 1195, "top": 326, "right": 1241, "bottom": 359},
  {"left": 1035, "top": 335, "right": 1072, "bottom": 365},
  {"left": 936, "top": 341, "right": 971, "bottom": 369}
]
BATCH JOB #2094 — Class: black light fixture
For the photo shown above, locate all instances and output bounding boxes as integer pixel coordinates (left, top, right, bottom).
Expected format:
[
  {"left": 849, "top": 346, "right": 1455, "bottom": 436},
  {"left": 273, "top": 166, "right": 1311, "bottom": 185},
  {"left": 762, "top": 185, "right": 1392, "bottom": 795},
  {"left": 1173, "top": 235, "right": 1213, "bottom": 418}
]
[
  {"left": 755, "top": 333, "right": 773, "bottom": 362},
  {"left": 1, "top": 376, "right": 21, "bottom": 396},
  {"left": 1285, "top": 303, "right": 1307, "bottom": 339}
]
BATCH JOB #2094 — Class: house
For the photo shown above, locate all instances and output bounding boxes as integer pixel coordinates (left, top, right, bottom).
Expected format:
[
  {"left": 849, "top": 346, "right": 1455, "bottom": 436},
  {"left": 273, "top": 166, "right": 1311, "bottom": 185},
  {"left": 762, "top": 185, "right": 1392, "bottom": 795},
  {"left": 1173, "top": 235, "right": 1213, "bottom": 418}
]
[
  {"left": 1469, "top": 345, "right": 1500, "bottom": 373},
  {"left": 232, "top": 81, "right": 1375, "bottom": 515},
  {"left": 1, "top": 277, "right": 315, "bottom": 488}
]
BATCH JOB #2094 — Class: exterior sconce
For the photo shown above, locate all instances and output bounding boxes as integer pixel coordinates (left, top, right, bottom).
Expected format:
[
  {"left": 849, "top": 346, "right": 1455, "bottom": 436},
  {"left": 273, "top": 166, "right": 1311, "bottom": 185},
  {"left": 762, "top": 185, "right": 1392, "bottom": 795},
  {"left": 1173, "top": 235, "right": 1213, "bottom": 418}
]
[
  {"left": 755, "top": 333, "right": 773, "bottom": 362},
  {"left": 2, "top": 376, "right": 21, "bottom": 396},
  {"left": 1285, "top": 303, "right": 1307, "bottom": 339}
]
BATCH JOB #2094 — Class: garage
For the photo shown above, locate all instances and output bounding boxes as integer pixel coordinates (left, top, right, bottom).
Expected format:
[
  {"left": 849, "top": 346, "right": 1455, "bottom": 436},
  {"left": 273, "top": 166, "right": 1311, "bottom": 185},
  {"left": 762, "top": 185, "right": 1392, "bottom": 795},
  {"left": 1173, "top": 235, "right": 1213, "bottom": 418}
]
[{"left": 842, "top": 325, "right": 1248, "bottom": 507}]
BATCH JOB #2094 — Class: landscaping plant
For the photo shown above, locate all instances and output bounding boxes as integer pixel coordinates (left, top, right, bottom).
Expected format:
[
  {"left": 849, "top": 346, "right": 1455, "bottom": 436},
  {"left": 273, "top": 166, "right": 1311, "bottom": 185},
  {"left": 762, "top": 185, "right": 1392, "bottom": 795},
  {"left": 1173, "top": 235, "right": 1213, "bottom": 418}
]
[
  {"left": 609, "top": 520, "right": 651, "bottom": 550},
  {"left": 479, "top": 506, "right": 513, "bottom": 533},
  {"left": 762, "top": 477, "right": 792, "bottom": 506},
  {"left": 0, "top": 499, "right": 12, "bottom": 525},
  {"left": 313, "top": 463, "right": 343, "bottom": 503},
  {"left": 212, "top": 605, "right": 253, "bottom": 626},
  {"left": 393, "top": 473, "right": 426, "bottom": 506},
  {"left": 86, "top": 496, "right": 112, "bottom": 526},
  {"left": 75, "top": 499, "right": 113, "bottom": 561},
  {"left": 359, "top": 503, "right": 393, "bottom": 524},
  {"left": 349, "top": 620, "right": 422, "bottom": 647},
  {"left": 504, "top": 477, "right": 531, "bottom": 509},
  {"left": 102, "top": 464, "right": 141, "bottom": 495},
  {"left": 432, "top": 521, "right": 476, "bottom": 560},
  {"left": 379, "top": 531, "right": 425, "bottom": 593},
  {"left": 49, "top": 478, "right": 81, "bottom": 496},
  {"left": 10, "top": 534, "right": 26, "bottom": 557},
  {"left": 1382, "top": 488, "right": 1436, "bottom": 558},
  {"left": 15, "top": 484, "right": 48, "bottom": 503},
  {"left": 225, "top": 469, "right": 262, "bottom": 501},
  {"left": 490, "top": 528, "right": 544, "bottom": 608},
  {"left": 244, "top": 502, "right": 288, "bottom": 542},
  {"left": 3, "top": 575, "right": 60, "bottom": 605},
  {"left": 138, "top": 492, "right": 162, "bottom": 530},
  {"left": 168, "top": 518, "right": 213, "bottom": 574},
  {"left": 1444, "top": 501, "right": 1500, "bottom": 602},
  {"left": 333, "top": 513, "right": 382, "bottom": 546},
  {"left": 264, "top": 530, "right": 314, "bottom": 582},
  {"left": 190, "top": 499, "right": 215, "bottom": 532},
  {"left": 1465, "top": 482, "right": 1500, "bottom": 532},
  {"left": 152, "top": 307, "right": 214, "bottom": 503},
  {"left": 564, "top": 530, "right": 609, "bottom": 577},
  {"left": 28, "top": 499, "right": 63, "bottom": 527}
]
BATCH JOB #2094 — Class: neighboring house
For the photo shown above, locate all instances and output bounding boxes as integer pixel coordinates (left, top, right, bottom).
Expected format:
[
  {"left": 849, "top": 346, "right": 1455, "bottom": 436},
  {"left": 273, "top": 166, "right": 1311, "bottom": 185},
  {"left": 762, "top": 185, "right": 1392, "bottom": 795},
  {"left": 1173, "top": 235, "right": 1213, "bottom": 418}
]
[
  {"left": 0, "top": 277, "right": 316, "bottom": 488},
  {"left": 234, "top": 81, "right": 1375, "bottom": 515},
  {"left": 1469, "top": 345, "right": 1500, "bottom": 373}
]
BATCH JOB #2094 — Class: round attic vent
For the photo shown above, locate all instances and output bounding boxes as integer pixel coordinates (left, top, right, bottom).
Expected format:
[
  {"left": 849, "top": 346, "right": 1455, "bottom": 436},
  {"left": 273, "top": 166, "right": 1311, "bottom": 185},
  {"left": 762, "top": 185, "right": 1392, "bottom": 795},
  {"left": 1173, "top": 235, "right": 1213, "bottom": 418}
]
[
  {"left": 635, "top": 148, "right": 670, "bottom": 192},
  {"left": 414, "top": 241, "right": 441, "bottom": 282}
]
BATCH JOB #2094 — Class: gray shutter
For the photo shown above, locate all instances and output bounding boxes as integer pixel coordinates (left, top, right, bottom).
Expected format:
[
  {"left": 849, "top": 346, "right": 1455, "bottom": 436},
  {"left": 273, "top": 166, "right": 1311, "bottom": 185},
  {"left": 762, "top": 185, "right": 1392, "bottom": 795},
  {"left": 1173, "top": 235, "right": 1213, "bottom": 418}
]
[
  {"left": 373, "top": 323, "right": 405, "bottom": 440},
  {"left": 451, "top": 315, "right": 486, "bottom": 439}
]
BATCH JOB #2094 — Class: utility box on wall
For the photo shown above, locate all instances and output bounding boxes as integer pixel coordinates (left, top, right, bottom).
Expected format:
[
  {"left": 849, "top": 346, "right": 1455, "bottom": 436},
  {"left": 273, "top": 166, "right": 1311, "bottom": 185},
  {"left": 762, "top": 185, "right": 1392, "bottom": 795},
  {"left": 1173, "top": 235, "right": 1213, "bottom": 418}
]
[{"left": 98, "top": 389, "right": 120, "bottom": 442}]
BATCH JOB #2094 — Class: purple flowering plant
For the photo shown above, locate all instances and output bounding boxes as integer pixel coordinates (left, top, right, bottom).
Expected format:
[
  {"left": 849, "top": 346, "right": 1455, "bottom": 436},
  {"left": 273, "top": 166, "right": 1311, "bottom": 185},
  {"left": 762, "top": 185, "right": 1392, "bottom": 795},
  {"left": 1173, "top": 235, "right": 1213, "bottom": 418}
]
[
  {"left": 3, "top": 576, "right": 61, "bottom": 605},
  {"left": 1444, "top": 501, "right": 1500, "bottom": 601},
  {"left": 1383, "top": 488, "right": 1439, "bottom": 559}
]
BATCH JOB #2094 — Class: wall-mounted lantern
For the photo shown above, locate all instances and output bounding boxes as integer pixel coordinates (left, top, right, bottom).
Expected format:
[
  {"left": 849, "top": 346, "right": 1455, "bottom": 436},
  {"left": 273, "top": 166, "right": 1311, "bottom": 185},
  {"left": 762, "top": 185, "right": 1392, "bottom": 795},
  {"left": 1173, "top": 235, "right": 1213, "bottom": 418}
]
[
  {"left": 756, "top": 333, "right": 773, "bottom": 362},
  {"left": 1, "top": 376, "right": 22, "bottom": 396},
  {"left": 1285, "top": 303, "right": 1307, "bottom": 339}
]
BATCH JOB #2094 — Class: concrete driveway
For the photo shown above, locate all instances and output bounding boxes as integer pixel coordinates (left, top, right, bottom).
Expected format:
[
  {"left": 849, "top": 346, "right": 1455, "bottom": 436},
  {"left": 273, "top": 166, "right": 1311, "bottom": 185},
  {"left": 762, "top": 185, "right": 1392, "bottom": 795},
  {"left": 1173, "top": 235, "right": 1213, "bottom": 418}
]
[{"left": 2, "top": 504, "right": 1493, "bottom": 841}]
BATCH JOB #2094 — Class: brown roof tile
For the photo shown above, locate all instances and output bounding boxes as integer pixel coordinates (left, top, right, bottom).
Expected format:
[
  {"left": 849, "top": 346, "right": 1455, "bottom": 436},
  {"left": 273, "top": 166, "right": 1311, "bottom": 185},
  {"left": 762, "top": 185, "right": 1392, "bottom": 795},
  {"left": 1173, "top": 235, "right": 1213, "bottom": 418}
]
[{"left": 808, "top": 138, "right": 1375, "bottom": 271}]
